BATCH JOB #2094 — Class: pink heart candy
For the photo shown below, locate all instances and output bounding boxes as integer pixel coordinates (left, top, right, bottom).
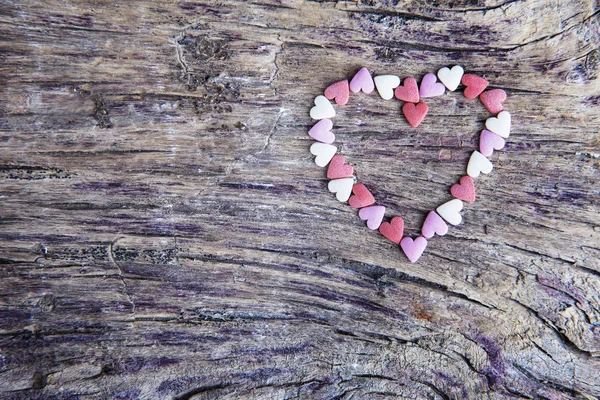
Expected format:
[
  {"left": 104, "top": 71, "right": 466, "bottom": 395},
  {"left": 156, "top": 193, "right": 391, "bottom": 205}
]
[
  {"left": 324, "top": 80, "right": 350, "bottom": 106},
  {"left": 402, "top": 102, "right": 428, "bottom": 128},
  {"left": 480, "top": 89, "right": 506, "bottom": 114},
  {"left": 349, "top": 67, "right": 374, "bottom": 94},
  {"left": 421, "top": 211, "right": 448, "bottom": 239},
  {"left": 450, "top": 176, "right": 476, "bottom": 203},
  {"left": 327, "top": 154, "right": 354, "bottom": 179},
  {"left": 479, "top": 129, "right": 505, "bottom": 157},
  {"left": 358, "top": 205, "right": 385, "bottom": 230},
  {"left": 419, "top": 73, "right": 445, "bottom": 98},
  {"left": 308, "top": 119, "right": 335, "bottom": 144},
  {"left": 394, "top": 77, "right": 419, "bottom": 103},
  {"left": 400, "top": 236, "right": 427, "bottom": 263}
]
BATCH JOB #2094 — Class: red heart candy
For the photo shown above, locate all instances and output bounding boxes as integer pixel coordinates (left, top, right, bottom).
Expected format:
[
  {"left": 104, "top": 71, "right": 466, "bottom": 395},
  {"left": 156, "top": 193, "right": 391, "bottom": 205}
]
[
  {"left": 402, "top": 102, "right": 428, "bottom": 128},
  {"left": 324, "top": 80, "right": 350, "bottom": 106},
  {"left": 450, "top": 175, "right": 476, "bottom": 203},
  {"left": 480, "top": 89, "right": 506, "bottom": 114},
  {"left": 379, "top": 216, "right": 404, "bottom": 244},
  {"left": 394, "top": 77, "right": 419, "bottom": 103},
  {"left": 461, "top": 74, "right": 488, "bottom": 100},
  {"left": 348, "top": 183, "right": 375, "bottom": 209},
  {"left": 327, "top": 154, "right": 354, "bottom": 179}
]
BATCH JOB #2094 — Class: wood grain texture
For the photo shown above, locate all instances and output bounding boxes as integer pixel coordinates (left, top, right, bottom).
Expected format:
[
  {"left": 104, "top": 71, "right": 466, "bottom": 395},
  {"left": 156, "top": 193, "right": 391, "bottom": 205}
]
[{"left": 1, "top": 0, "right": 599, "bottom": 398}]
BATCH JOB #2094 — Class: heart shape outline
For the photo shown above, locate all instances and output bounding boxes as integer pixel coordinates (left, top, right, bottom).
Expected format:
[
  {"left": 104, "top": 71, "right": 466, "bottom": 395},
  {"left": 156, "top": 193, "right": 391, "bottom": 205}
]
[{"left": 307, "top": 66, "right": 512, "bottom": 262}]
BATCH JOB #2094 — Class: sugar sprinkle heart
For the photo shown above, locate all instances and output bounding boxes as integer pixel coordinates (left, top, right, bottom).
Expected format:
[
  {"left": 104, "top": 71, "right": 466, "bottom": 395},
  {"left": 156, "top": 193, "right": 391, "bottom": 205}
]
[
  {"left": 485, "top": 111, "right": 511, "bottom": 138},
  {"left": 402, "top": 102, "right": 428, "bottom": 128},
  {"left": 308, "top": 119, "right": 335, "bottom": 144},
  {"left": 379, "top": 216, "right": 404, "bottom": 244},
  {"left": 374, "top": 75, "right": 400, "bottom": 100},
  {"left": 310, "top": 142, "right": 337, "bottom": 167},
  {"left": 462, "top": 74, "right": 489, "bottom": 100},
  {"left": 359, "top": 205, "right": 386, "bottom": 230},
  {"left": 421, "top": 211, "right": 448, "bottom": 239},
  {"left": 400, "top": 236, "right": 427, "bottom": 263},
  {"left": 450, "top": 176, "right": 476, "bottom": 203},
  {"left": 324, "top": 80, "right": 350, "bottom": 106},
  {"left": 349, "top": 67, "right": 374, "bottom": 94},
  {"left": 308, "top": 66, "right": 513, "bottom": 262},
  {"left": 437, "top": 65, "right": 464, "bottom": 92},
  {"left": 348, "top": 183, "right": 375, "bottom": 209},
  {"left": 394, "top": 77, "right": 419, "bottom": 103},
  {"left": 480, "top": 130, "right": 505, "bottom": 157},
  {"left": 480, "top": 89, "right": 507, "bottom": 114},
  {"left": 436, "top": 199, "right": 464, "bottom": 226},
  {"left": 419, "top": 72, "right": 445, "bottom": 98},
  {"left": 310, "top": 95, "right": 336, "bottom": 120},
  {"left": 467, "top": 151, "right": 493, "bottom": 178},
  {"left": 327, "top": 154, "right": 354, "bottom": 179},
  {"left": 328, "top": 178, "right": 354, "bottom": 202}
]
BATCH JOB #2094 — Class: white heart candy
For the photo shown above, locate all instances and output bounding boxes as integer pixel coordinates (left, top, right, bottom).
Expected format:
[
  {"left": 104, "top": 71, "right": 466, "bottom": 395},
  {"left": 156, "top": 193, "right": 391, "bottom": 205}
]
[
  {"left": 328, "top": 178, "right": 354, "bottom": 202},
  {"left": 436, "top": 199, "right": 464, "bottom": 226},
  {"left": 485, "top": 111, "right": 511, "bottom": 138},
  {"left": 310, "top": 95, "right": 335, "bottom": 120},
  {"left": 310, "top": 143, "right": 337, "bottom": 167},
  {"left": 374, "top": 75, "right": 400, "bottom": 100},
  {"left": 467, "top": 151, "right": 493, "bottom": 178},
  {"left": 437, "top": 65, "right": 464, "bottom": 91}
]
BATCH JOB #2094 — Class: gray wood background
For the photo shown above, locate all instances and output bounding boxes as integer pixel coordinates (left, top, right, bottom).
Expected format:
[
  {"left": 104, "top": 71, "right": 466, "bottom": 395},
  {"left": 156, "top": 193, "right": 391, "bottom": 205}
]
[{"left": 1, "top": 0, "right": 599, "bottom": 399}]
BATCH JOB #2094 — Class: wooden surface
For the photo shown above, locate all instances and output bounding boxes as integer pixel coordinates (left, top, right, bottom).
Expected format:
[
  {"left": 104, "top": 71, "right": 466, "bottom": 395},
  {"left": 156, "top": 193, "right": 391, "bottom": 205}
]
[{"left": 1, "top": 0, "right": 600, "bottom": 399}]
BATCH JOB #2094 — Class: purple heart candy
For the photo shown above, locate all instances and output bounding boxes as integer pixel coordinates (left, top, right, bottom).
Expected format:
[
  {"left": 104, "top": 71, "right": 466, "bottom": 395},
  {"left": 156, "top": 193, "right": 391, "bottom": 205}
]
[
  {"left": 349, "top": 67, "right": 375, "bottom": 94},
  {"left": 308, "top": 119, "right": 335, "bottom": 144},
  {"left": 421, "top": 211, "right": 448, "bottom": 239},
  {"left": 400, "top": 236, "right": 428, "bottom": 263},
  {"left": 479, "top": 129, "right": 505, "bottom": 157},
  {"left": 419, "top": 73, "right": 446, "bottom": 98},
  {"left": 358, "top": 205, "right": 385, "bottom": 230}
]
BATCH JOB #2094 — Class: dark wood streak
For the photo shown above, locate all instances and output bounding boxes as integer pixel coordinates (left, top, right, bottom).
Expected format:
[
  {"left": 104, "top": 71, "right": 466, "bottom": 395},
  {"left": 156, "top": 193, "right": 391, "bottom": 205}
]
[{"left": 1, "top": 0, "right": 599, "bottom": 398}]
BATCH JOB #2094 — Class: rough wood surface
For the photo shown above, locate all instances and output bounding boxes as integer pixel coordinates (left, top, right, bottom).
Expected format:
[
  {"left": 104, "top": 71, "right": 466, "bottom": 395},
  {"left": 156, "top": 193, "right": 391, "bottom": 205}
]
[{"left": 1, "top": 0, "right": 600, "bottom": 399}]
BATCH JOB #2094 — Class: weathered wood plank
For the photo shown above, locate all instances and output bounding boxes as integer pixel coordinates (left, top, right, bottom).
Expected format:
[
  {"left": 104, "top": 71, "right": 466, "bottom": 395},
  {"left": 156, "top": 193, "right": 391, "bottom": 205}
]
[{"left": 1, "top": 0, "right": 599, "bottom": 398}]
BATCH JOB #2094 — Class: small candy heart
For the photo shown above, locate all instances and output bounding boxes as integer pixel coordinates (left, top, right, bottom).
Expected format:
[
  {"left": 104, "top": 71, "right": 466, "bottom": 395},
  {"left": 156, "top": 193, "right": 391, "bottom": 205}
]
[
  {"left": 419, "top": 73, "right": 446, "bottom": 98},
  {"left": 324, "top": 80, "right": 350, "bottom": 106},
  {"left": 348, "top": 183, "right": 375, "bottom": 209},
  {"left": 450, "top": 176, "right": 476, "bottom": 203},
  {"left": 400, "top": 236, "right": 427, "bottom": 263},
  {"left": 308, "top": 119, "right": 335, "bottom": 144},
  {"left": 480, "top": 89, "right": 506, "bottom": 114},
  {"left": 349, "top": 67, "right": 375, "bottom": 94},
  {"left": 310, "top": 142, "right": 337, "bottom": 167},
  {"left": 327, "top": 154, "right": 354, "bottom": 179},
  {"left": 374, "top": 75, "right": 400, "bottom": 100},
  {"left": 310, "top": 95, "right": 336, "bottom": 120},
  {"left": 437, "top": 65, "right": 464, "bottom": 91},
  {"left": 402, "top": 102, "right": 428, "bottom": 128},
  {"left": 394, "top": 77, "right": 419, "bottom": 103},
  {"left": 479, "top": 130, "right": 505, "bottom": 157},
  {"left": 379, "top": 216, "right": 404, "bottom": 244},
  {"left": 421, "top": 211, "right": 448, "bottom": 239},
  {"left": 436, "top": 199, "right": 464, "bottom": 226},
  {"left": 485, "top": 111, "right": 511, "bottom": 138},
  {"left": 328, "top": 177, "right": 354, "bottom": 202},
  {"left": 467, "top": 151, "right": 493, "bottom": 178},
  {"left": 359, "top": 205, "right": 386, "bottom": 230},
  {"left": 462, "top": 74, "right": 489, "bottom": 100}
]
